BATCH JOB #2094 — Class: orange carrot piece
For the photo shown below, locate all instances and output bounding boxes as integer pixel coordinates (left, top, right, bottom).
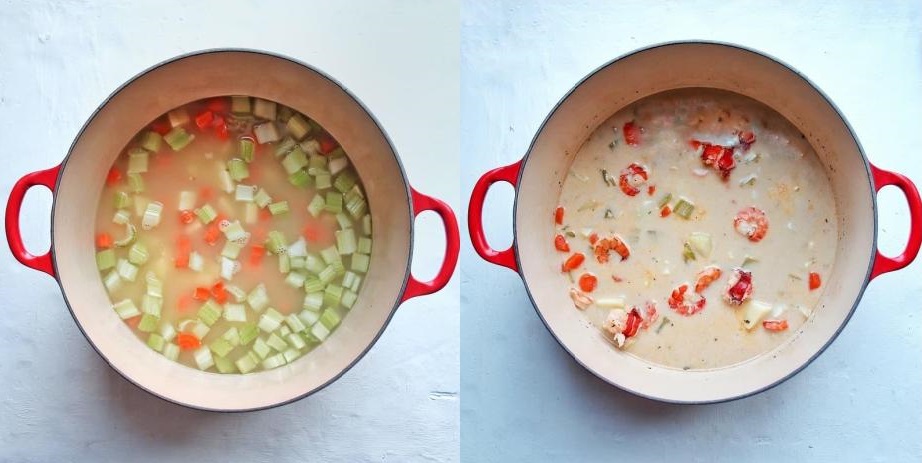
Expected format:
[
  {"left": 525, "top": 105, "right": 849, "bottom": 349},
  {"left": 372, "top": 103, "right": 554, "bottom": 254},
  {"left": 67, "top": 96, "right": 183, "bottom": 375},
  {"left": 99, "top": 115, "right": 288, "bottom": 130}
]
[
  {"left": 177, "top": 294, "right": 192, "bottom": 312},
  {"left": 179, "top": 210, "right": 195, "bottom": 224},
  {"left": 192, "top": 287, "right": 210, "bottom": 301},
  {"left": 578, "top": 273, "right": 598, "bottom": 292},
  {"left": 562, "top": 252, "right": 585, "bottom": 272},
  {"left": 554, "top": 206, "right": 564, "bottom": 225},
  {"left": 96, "top": 233, "right": 113, "bottom": 249},
  {"left": 125, "top": 315, "right": 141, "bottom": 329},
  {"left": 204, "top": 224, "right": 221, "bottom": 245},
  {"left": 106, "top": 167, "right": 122, "bottom": 186},
  {"left": 211, "top": 281, "right": 228, "bottom": 304},
  {"left": 177, "top": 332, "right": 201, "bottom": 350},
  {"left": 250, "top": 244, "right": 266, "bottom": 266},
  {"left": 809, "top": 272, "right": 821, "bottom": 290},
  {"left": 199, "top": 186, "right": 214, "bottom": 201}
]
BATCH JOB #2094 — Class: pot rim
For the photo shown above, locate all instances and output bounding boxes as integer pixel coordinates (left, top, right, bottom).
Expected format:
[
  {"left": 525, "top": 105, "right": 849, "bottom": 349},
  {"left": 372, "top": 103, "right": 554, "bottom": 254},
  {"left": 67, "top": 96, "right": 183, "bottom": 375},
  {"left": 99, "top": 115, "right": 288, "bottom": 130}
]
[
  {"left": 511, "top": 40, "right": 876, "bottom": 404},
  {"left": 49, "top": 48, "right": 416, "bottom": 412}
]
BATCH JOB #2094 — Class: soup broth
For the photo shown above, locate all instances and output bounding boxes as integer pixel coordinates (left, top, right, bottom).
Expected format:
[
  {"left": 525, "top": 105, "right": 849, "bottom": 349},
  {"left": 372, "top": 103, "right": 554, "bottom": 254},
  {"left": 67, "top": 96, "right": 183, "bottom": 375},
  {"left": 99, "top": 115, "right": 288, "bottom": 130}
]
[{"left": 94, "top": 96, "right": 371, "bottom": 374}]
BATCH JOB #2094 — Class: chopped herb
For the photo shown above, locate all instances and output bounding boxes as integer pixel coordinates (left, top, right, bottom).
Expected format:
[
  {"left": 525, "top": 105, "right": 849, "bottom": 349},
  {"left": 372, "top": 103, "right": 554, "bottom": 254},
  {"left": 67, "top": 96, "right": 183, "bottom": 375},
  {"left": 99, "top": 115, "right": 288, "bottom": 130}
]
[
  {"left": 788, "top": 273, "right": 802, "bottom": 280},
  {"left": 739, "top": 174, "right": 758, "bottom": 187},
  {"left": 604, "top": 209, "right": 615, "bottom": 219},
  {"left": 656, "top": 317, "right": 670, "bottom": 334},
  {"left": 564, "top": 231, "right": 576, "bottom": 238},
  {"left": 569, "top": 170, "right": 589, "bottom": 182},
  {"left": 577, "top": 200, "right": 600, "bottom": 212},
  {"left": 657, "top": 193, "right": 673, "bottom": 208},
  {"left": 601, "top": 169, "right": 617, "bottom": 187},
  {"left": 742, "top": 256, "right": 759, "bottom": 267},
  {"left": 682, "top": 242, "right": 696, "bottom": 263}
]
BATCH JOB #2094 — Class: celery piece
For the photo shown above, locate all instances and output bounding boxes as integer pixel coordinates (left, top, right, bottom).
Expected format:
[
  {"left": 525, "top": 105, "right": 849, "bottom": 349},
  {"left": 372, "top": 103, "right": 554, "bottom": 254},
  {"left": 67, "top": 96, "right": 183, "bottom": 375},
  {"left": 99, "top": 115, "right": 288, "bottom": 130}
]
[
  {"left": 285, "top": 313, "right": 306, "bottom": 333},
  {"left": 342, "top": 290, "right": 358, "bottom": 309},
  {"left": 318, "top": 265, "right": 337, "bottom": 285},
  {"left": 209, "top": 338, "right": 234, "bottom": 358},
  {"left": 141, "top": 294, "right": 162, "bottom": 316},
  {"left": 96, "top": 249, "right": 116, "bottom": 271},
  {"left": 195, "top": 204, "right": 218, "bottom": 224},
  {"left": 145, "top": 272, "right": 163, "bottom": 297},
  {"left": 239, "top": 138, "right": 256, "bottom": 163},
  {"left": 162, "top": 343, "right": 180, "bottom": 361},
  {"left": 357, "top": 237, "right": 372, "bottom": 255},
  {"left": 333, "top": 170, "right": 357, "bottom": 193},
  {"left": 188, "top": 251, "right": 204, "bottom": 272},
  {"left": 349, "top": 275, "right": 362, "bottom": 293},
  {"left": 258, "top": 308, "right": 285, "bottom": 333},
  {"left": 336, "top": 212, "right": 353, "bottom": 230},
  {"left": 140, "top": 131, "right": 162, "bottom": 152},
  {"left": 222, "top": 327, "right": 241, "bottom": 346},
  {"left": 167, "top": 108, "right": 189, "bottom": 127},
  {"left": 320, "top": 308, "right": 342, "bottom": 331},
  {"left": 244, "top": 202, "right": 258, "bottom": 224},
  {"left": 164, "top": 127, "right": 194, "bottom": 151},
  {"left": 218, "top": 168, "right": 234, "bottom": 194},
  {"left": 266, "top": 333, "right": 288, "bottom": 352},
  {"left": 227, "top": 158, "right": 249, "bottom": 181},
  {"left": 290, "top": 256, "right": 305, "bottom": 270},
  {"left": 336, "top": 228, "right": 357, "bottom": 255},
  {"left": 307, "top": 194, "right": 325, "bottom": 218},
  {"left": 113, "top": 299, "right": 140, "bottom": 319},
  {"left": 223, "top": 303, "right": 247, "bottom": 322},
  {"left": 220, "top": 241, "right": 242, "bottom": 260},
  {"left": 138, "top": 313, "right": 159, "bottom": 333},
  {"left": 214, "top": 355, "right": 236, "bottom": 374},
  {"left": 308, "top": 153, "right": 327, "bottom": 169},
  {"left": 328, "top": 155, "right": 348, "bottom": 176},
  {"left": 279, "top": 324, "right": 292, "bottom": 337},
  {"left": 284, "top": 271, "right": 306, "bottom": 288},
  {"left": 114, "top": 191, "right": 132, "bottom": 210},
  {"left": 252, "top": 338, "right": 271, "bottom": 359},
  {"left": 674, "top": 197, "right": 695, "bottom": 219},
  {"left": 282, "top": 146, "right": 309, "bottom": 174},
  {"left": 117, "top": 259, "right": 139, "bottom": 282},
  {"left": 253, "top": 188, "right": 272, "bottom": 208},
  {"left": 687, "top": 232, "right": 713, "bottom": 258},
  {"left": 282, "top": 348, "right": 301, "bottom": 364},
  {"left": 288, "top": 169, "right": 311, "bottom": 188},
  {"left": 323, "top": 285, "right": 343, "bottom": 308},
  {"left": 146, "top": 333, "right": 165, "bottom": 352},
  {"left": 141, "top": 201, "right": 163, "bottom": 230},
  {"left": 239, "top": 323, "right": 259, "bottom": 346},
  {"left": 262, "top": 353, "right": 286, "bottom": 370},
  {"left": 221, "top": 220, "right": 247, "bottom": 242},
  {"left": 159, "top": 322, "right": 176, "bottom": 342},
  {"left": 178, "top": 190, "right": 196, "bottom": 211},
  {"left": 362, "top": 214, "right": 372, "bottom": 236},
  {"left": 277, "top": 105, "right": 294, "bottom": 123},
  {"left": 247, "top": 283, "right": 269, "bottom": 312},
  {"left": 303, "top": 276, "right": 324, "bottom": 294},
  {"left": 265, "top": 231, "right": 287, "bottom": 254},
  {"left": 220, "top": 257, "right": 238, "bottom": 281},
  {"left": 113, "top": 209, "right": 131, "bottom": 225},
  {"left": 127, "top": 242, "right": 148, "bottom": 265},
  {"left": 311, "top": 321, "right": 331, "bottom": 342},
  {"left": 286, "top": 114, "right": 311, "bottom": 140},
  {"left": 235, "top": 184, "right": 256, "bottom": 202},
  {"left": 303, "top": 292, "right": 324, "bottom": 312},
  {"left": 268, "top": 201, "right": 290, "bottom": 216},
  {"left": 198, "top": 299, "right": 223, "bottom": 326},
  {"left": 225, "top": 284, "right": 246, "bottom": 303},
  {"left": 231, "top": 96, "right": 251, "bottom": 114},
  {"left": 346, "top": 194, "right": 367, "bottom": 219},
  {"left": 314, "top": 173, "right": 332, "bottom": 190},
  {"left": 288, "top": 237, "right": 307, "bottom": 257},
  {"left": 193, "top": 346, "right": 214, "bottom": 370},
  {"left": 328, "top": 146, "right": 346, "bottom": 159},
  {"left": 128, "top": 173, "right": 145, "bottom": 193},
  {"left": 305, "top": 253, "right": 325, "bottom": 274},
  {"left": 253, "top": 98, "right": 277, "bottom": 120},
  {"left": 127, "top": 148, "right": 149, "bottom": 174},
  {"left": 342, "top": 271, "right": 357, "bottom": 289},
  {"left": 324, "top": 192, "right": 343, "bottom": 214},
  {"left": 286, "top": 332, "right": 307, "bottom": 350},
  {"left": 298, "top": 308, "right": 320, "bottom": 326},
  {"left": 253, "top": 122, "right": 280, "bottom": 145},
  {"left": 331, "top": 260, "right": 346, "bottom": 277},
  {"left": 320, "top": 246, "right": 341, "bottom": 265},
  {"left": 103, "top": 270, "right": 122, "bottom": 293},
  {"left": 235, "top": 352, "right": 260, "bottom": 373},
  {"left": 351, "top": 253, "right": 370, "bottom": 273},
  {"left": 274, "top": 136, "right": 297, "bottom": 158}
]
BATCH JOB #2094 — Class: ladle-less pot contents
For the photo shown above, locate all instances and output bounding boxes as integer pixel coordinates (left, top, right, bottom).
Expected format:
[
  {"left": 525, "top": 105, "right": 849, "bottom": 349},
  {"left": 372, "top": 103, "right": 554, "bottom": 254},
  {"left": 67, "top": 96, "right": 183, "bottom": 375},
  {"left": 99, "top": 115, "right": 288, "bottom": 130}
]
[
  {"left": 95, "top": 96, "right": 372, "bottom": 374},
  {"left": 555, "top": 89, "right": 836, "bottom": 369}
]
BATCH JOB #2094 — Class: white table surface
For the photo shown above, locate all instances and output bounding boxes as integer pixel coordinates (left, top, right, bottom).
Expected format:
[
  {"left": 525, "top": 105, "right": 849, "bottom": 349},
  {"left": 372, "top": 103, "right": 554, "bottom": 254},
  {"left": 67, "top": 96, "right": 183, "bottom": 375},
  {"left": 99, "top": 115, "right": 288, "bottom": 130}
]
[
  {"left": 461, "top": 1, "right": 921, "bottom": 461},
  {"left": 0, "top": 1, "right": 459, "bottom": 462}
]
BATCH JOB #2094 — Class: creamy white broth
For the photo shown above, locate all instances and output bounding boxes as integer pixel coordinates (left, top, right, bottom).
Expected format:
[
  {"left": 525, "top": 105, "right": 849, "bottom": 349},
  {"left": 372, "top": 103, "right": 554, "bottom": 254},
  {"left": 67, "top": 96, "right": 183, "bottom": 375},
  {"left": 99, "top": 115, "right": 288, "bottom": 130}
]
[{"left": 555, "top": 89, "right": 836, "bottom": 370}]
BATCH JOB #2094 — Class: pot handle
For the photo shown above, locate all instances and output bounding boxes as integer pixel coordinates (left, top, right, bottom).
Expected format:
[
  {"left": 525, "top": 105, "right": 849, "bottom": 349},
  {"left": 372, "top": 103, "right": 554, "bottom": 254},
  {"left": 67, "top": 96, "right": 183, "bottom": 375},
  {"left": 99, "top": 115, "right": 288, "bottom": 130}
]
[
  {"left": 400, "top": 188, "right": 460, "bottom": 302},
  {"left": 5, "top": 165, "right": 60, "bottom": 277},
  {"left": 468, "top": 160, "right": 521, "bottom": 272},
  {"left": 870, "top": 163, "right": 922, "bottom": 280}
]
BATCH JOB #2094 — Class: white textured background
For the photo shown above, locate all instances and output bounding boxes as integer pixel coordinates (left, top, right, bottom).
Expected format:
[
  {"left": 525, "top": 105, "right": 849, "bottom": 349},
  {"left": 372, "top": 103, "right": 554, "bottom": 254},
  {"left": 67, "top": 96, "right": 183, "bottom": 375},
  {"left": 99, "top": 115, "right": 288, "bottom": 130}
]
[
  {"left": 461, "top": 1, "right": 922, "bottom": 461},
  {"left": 0, "top": 1, "right": 459, "bottom": 462}
]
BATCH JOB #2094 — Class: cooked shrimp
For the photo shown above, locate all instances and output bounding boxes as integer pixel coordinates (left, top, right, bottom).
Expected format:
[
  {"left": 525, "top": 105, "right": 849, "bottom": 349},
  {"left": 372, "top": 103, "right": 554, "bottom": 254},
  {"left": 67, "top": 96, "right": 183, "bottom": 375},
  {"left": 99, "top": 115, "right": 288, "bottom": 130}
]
[
  {"left": 602, "top": 308, "right": 628, "bottom": 347},
  {"left": 618, "top": 163, "right": 649, "bottom": 196},
  {"left": 593, "top": 235, "right": 631, "bottom": 263},
  {"left": 724, "top": 268, "right": 753, "bottom": 305},
  {"left": 642, "top": 300, "right": 659, "bottom": 329},
  {"left": 667, "top": 283, "right": 706, "bottom": 316},
  {"left": 762, "top": 319, "right": 789, "bottom": 331},
  {"left": 695, "top": 140, "right": 736, "bottom": 180},
  {"left": 694, "top": 265, "right": 722, "bottom": 293},
  {"left": 734, "top": 207, "right": 768, "bottom": 242},
  {"left": 569, "top": 288, "right": 593, "bottom": 310}
]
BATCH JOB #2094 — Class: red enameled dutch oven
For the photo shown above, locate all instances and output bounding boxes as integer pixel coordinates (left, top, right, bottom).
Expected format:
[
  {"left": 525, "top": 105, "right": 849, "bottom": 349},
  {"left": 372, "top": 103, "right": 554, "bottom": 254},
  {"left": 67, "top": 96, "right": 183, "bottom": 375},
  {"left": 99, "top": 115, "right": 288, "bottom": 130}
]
[
  {"left": 5, "top": 50, "right": 459, "bottom": 411},
  {"left": 468, "top": 41, "right": 921, "bottom": 403}
]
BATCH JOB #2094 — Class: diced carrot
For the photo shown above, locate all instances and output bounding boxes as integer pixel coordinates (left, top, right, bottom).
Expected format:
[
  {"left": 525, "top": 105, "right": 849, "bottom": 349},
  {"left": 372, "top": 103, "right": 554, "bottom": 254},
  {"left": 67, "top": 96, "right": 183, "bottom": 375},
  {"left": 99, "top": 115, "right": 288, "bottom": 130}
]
[
  {"left": 177, "top": 332, "right": 201, "bottom": 350},
  {"left": 194, "top": 110, "right": 214, "bottom": 130},
  {"left": 125, "top": 315, "right": 141, "bottom": 329},
  {"left": 554, "top": 206, "right": 565, "bottom": 225},
  {"left": 206, "top": 97, "right": 229, "bottom": 113},
  {"left": 174, "top": 254, "right": 189, "bottom": 268},
  {"left": 192, "top": 287, "right": 210, "bottom": 301},
  {"left": 660, "top": 205, "right": 672, "bottom": 217},
  {"left": 211, "top": 281, "right": 227, "bottom": 304},
  {"left": 176, "top": 235, "right": 192, "bottom": 253},
  {"left": 179, "top": 210, "right": 195, "bottom": 224},
  {"left": 648, "top": 185, "right": 656, "bottom": 196},
  {"left": 214, "top": 120, "right": 229, "bottom": 140},
  {"left": 588, "top": 233, "right": 599, "bottom": 245},
  {"left": 623, "top": 121, "right": 641, "bottom": 146},
  {"left": 250, "top": 244, "right": 266, "bottom": 266},
  {"left": 317, "top": 132, "right": 339, "bottom": 154},
  {"left": 259, "top": 208, "right": 273, "bottom": 222},
  {"left": 150, "top": 118, "right": 172, "bottom": 135},
  {"left": 177, "top": 293, "right": 192, "bottom": 312},
  {"left": 96, "top": 233, "right": 113, "bottom": 249},
  {"left": 762, "top": 319, "right": 789, "bottom": 331},
  {"left": 578, "top": 273, "right": 598, "bottom": 292},
  {"left": 106, "top": 167, "right": 122, "bottom": 186},
  {"left": 553, "top": 234, "right": 570, "bottom": 252},
  {"left": 204, "top": 224, "right": 221, "bottom": 246},
  {"left": 199, "top": 186, "right": 214, "bottom": 201},
  {"left": 809, "top": 272, "right": 821, "bottom": 290},
  {"left": 562, "top": 252, "right": 585, "bottom": 272}
]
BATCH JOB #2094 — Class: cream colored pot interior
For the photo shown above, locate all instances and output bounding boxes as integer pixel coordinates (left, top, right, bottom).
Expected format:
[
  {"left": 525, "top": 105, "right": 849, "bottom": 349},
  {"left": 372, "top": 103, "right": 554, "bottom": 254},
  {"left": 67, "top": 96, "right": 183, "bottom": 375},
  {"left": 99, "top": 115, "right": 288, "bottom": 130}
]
[
  {"left": 516, "top": 43, "right": 874, "bottom": 402},
  {"left": 54, "top": 51, "right": 412, "bottom": 410}
]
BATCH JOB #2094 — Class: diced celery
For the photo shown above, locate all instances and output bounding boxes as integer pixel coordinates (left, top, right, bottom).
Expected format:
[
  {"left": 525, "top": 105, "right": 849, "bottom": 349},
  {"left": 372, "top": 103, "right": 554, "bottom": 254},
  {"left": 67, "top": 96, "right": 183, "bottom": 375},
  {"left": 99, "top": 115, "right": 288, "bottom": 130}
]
[
  {"left": 324, "top": 285, "right": 343, "bottom": 308},
  {"left": 113, "top": 299, "right": 140, "bottom": 319},
  {"left": 188, "top": 251, "right": 204, "bottom": 272},
  {"left": 168, "top": 108, "right": 189, "bottom": 127},
  {"left": 235, "top": 351, "right": 260, "bottom": 373},
  {"left": 335, "top": 212, "right": 352, "bottom": 230},
  {"left": 235, "top": 184, "right": 256, "bottom": 202},
  {"left": 287, "top": 332, "right": 306, "bottom": 350},
  {"left": 674, "top": 197, "right": 695, "bottom": 219},
  {"left": 331, "top": 260, "right": 346, "bottom": 277},
  {"left": 221, "top": 241, "right": 243, "bottom": 260},
  {"left": 117, "top": 259, "right": 139, "bottom": 282},
  {"left": 328, "top": 155, "right": 348, "bottom": 175},
  {"left": 268, "top": 201, "right": 290, "bottom": 216},
  {"left": 220, "top": 257, "right": 238, "bottom": 280},
  {"left": 298, "top": 308, "right": 320, "bottom": 326},
  {"left": 103, "top": 270, "right": 122, "bottom": 293},
  {"left": 342, "top": 271, "right": 357, "bottom": 289},
  {"left": 307, "top": 194, "right": 325, "bottom": 217},
  {"left": 127, "top": 242, "right": 148, "bottom": 265},
  {"left": 265, "top": 231, "right": 287, "bottom": 254},
  {"left": 288, "top": 169, "right": 311, "bottom": 188},
  {"left": 253, "top": 98, "right": 277, "bottom": 120},
  {"left": 304, "top": 276, "right": 325, "bottom": 294},
  {"left": 252, "top": 337, "right": 271, "bottom": 359},
  {"left": 274, "top": 136, "right": 297, "bottom": 158},
  {"left": 138, "top": 313, "right": 159, "bottom": 332},
  {"left": 318, "top": 265, "right": 337, "bottom": 285},
  {"left": 140, "top": 131, "right": 162, "bottom": 152},
  {"left": 178, "top": 190, "right": 196, "bottom": 211},
  {"left": 305, "top": 253, "right": 325, "bottom": 274},
  {"left": 357, "top": 237, "right": 372, "bottom": 255},
  {"left": 223, "top": 303, "right": 247, "bottom": 322},
  {"left": 320, "top": 308, "right": 342, "bottom": 331},
  {"left": 324, "top": 192, "right": 343, "bottom": 213},
  {"left": 320, "top": 246, "right": 341, "bottom": 265},
  {"left": 195, "top": 204, "right": 218, "bottom": 224},
  {"left": 128, "top": 173, "right": 144, "bottom": 193},
  {"left": 146, "top": 333, "right": 165, "bottom": 352},
  {"left": 164, "top": 127, "right": 194, "bottom": 151},
  {"left": 193, "top": 346, "right": 214, "bottom": 370},
  {"left": 287, "top": 237, "right": 307, "bottom": 257},
  {"left": 209, "top": 338, "right": 234, "bottom": 357},
  {"left": 231, "top": 95, "right": 251, "bottom": 114},
  {"left": 114, "top": 191, "right": 132, "bottom": 210},
  {"left": 180, "top": 319, "right": 210, "bottom": 340},
  {"left": 145, "top": 272, "right": 162, "bottom": 297},
  {"left": 127, "top": 148, "right": 149, "bottom": 174},
  {"left": 258, "top": 307, "right": 284, "bottom": 333},
  {"left": 221, "top": 220, "right": 247, "bottom": 243},
  {"left": 282, "top": 348, "right": 301, "bottom": 363},
  {"left": 328, "top": 146, "right": 346, "bottom": 159},
  {"left": 254, "top": 122, "right": 280, "bottom": 145},
  {"left": 303, "top": 292, "right": 324, "bottom": 312},
  {"left": 311, "top": 322, "right": 331, "bottom": 342},
  {"left": 351, "top": 253, "right": 370, "bottom": 273},
  {"left": 140, "top": 201, "right": 163, "bottom": 230},
  {"left": 285, "top": 313, "right": 306, "bottom": 333},
  {"left": 239, "top": 323, "right": 259, "bottom": 346},
  {"left": 96, "top": 249, "right": 116, "bottom": 271},
  {"left": 222, "top": 326, "right": 241, "bottom": 346},
  {"left": 239, "top": 138, "right": 256, "bottom": 162},
  {"left": 244, "top": 202, "right": 258, "bottom": 224},
  {"left": 277, "top": 105, "right": 295, "bottom": 123},
  {"left": 214, "top": 355, "right": 236, "bottom": 374},
  {"left": 336, "top": 228, "right": 357, "bottom": 255},
  {"left": 285, "top": 272, "right": 307, "bottom": 290},
  {"left": 282, "top": 147, "right": 309, "bottom": 174},
  {"left": 333, "top": 170, "right": 357, "bottom": 193},
  {"left": 349, "top": 274, "right": 363, "bottom": 293},
  {"left": 362, "top": 214, "right": 372, "bottom": 236},
  {"left": 315, "top": 173, "right": 332, "bottom": 190},
  {"left": 342, "top": 290, "right": 358, "bottom": 309},
  {"left": 159, "top": 323, "right": 177, "bottom": 342},
  {"left": 286, "top": 114, "right": 311, "bottom": 140},
  {"left": 226, "top": 284, "right": 246, "bottom": 302},
  {"left": 198, "top": 299, "right": 223, "bottom": 326},
  {"left": 278, "top": 253, "right": 291, "bottom": 274},
  {"left": 227, "top": 158, "right": 249, "bottom": 181},
  {"left": 141, "top": 294, "right": 162, "bottom": 316},
  {"left": 308, "top": 153, "right": 327, "bottom": 169},
  {"left": 247, "top": 284, "right": 269, "bottom": 312},
  {"left": 266, "top": 333, "right": 288, "bottom": 352},
  {"left": 346, "top": 194, "right": 367, "bottom": 219},
  {"left": 162, "top": 343, "right": 180, "bottom": 361},
  {"left": 290, "top": 256, "right": 305, "bottom": 270},
  {"left": 218, "top": 169, "right": 234, "bottom": 194},
  {"left": 252, "top": 188, "right": 272, "bottom": 209},
  {"left": 262, "top": 353, "right": 287, "bottom": 370}
]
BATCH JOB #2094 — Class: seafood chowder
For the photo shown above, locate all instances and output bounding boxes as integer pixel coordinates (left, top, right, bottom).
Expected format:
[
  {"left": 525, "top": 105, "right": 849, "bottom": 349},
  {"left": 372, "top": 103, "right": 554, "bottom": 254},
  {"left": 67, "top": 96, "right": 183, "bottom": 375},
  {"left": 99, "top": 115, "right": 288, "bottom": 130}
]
[{"left": 554, "top": 89, "right": 836, "bottom": 370}]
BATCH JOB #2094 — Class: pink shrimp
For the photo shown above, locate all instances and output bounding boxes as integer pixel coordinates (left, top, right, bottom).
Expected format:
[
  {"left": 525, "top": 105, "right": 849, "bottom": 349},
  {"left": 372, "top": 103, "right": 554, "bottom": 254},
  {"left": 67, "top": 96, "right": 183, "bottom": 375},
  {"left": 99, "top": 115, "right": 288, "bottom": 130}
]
[
  {"left": 618, "top": 163, "right": 649, "bottom": 196},
  {"left": 734, "top": 207, "right": 769, "bottom": 242},
  {"left": 667, "top": 283, "right": 707, "bottom": 316},
  {"left": 694, "top": 265, "right": 722, "bottom": 293},
  {"left": 723, "top": 268, "right": 753, "bottom": 305},
  {"left": 593, "top": 235, "right": 631, "bottom": 263},
  {"left": 569, "top": 288, "right": 593, "bottom": 310}
]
